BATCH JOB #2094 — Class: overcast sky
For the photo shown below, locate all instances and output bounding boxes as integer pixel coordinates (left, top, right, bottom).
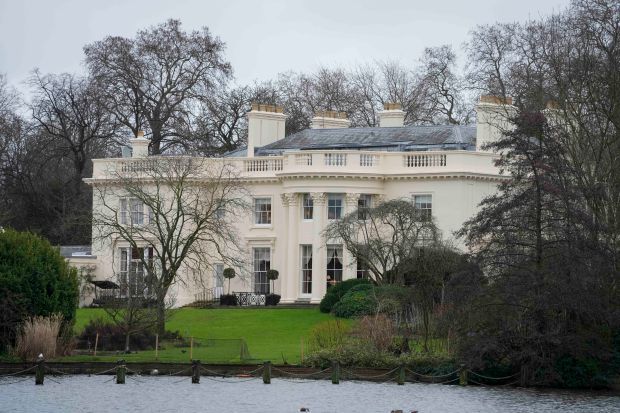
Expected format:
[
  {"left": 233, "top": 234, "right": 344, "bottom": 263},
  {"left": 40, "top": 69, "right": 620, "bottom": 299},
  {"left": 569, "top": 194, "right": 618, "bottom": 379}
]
[{"left": 1, "top": 0, "right": 568, "bottom": 96}]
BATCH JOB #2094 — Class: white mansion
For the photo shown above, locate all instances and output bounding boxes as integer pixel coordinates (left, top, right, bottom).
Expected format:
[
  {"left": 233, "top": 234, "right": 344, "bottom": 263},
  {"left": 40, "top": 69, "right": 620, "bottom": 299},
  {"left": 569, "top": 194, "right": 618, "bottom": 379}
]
[{"left": 71, "top": 97, "right": 511, "bottom": 306}]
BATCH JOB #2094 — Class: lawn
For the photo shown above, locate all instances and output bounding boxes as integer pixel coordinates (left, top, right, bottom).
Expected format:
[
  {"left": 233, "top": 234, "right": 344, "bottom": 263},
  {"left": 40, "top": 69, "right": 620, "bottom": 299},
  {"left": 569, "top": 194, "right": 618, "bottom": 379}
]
[{"left": 65, "top": 307, "right": 343, "bottom": 364}]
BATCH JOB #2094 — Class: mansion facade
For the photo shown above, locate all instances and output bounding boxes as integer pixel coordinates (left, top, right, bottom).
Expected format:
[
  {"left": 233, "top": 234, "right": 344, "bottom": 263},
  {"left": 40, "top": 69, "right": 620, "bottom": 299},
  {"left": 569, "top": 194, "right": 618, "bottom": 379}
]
[{"left": 72, "top": 97, "right": 511, "bottom": 306}]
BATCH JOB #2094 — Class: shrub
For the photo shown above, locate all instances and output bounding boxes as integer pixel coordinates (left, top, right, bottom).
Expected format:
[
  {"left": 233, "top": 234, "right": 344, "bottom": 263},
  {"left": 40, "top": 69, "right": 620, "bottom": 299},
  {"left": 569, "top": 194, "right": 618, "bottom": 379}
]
[
  {"left": 15, "top": 314, "right": 63, "bottom": 361},
  {"left": 265, "top": 294, "right": 281, "bottom": 306},
  {"left": 319, "top": 278, "right": 371, "bottom": 313},
  {"left": 0, "top": 229, "right": 78, "bottom": 352},
  {"left": 219, "top": 294, "right": 238, "bottom": 306},
  {"left": 354, "top": 314, "right": 396, "bottom": 352},
  {"left": 307, "top": 319, "right": 351, "bottom": 352},
  {"left": 333, "top": 288, "right": 376, "bottom": 318},
  {"left": 76, "top": 318, "right": 181, "bottom": 352},
  {"left": 304, "top": 340, "right": 455, "bottom": 371},
  {"left": 318, "top": 293, "right": 340, "bottom": 314}
]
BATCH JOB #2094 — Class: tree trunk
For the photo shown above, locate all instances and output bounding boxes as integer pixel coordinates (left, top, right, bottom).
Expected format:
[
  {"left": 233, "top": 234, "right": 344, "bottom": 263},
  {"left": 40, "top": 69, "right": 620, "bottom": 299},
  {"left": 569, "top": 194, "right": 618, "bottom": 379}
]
[
  {"left": 124, "top": 331, "right": 131, "bottom": 353},
  {"left": 156, "top": 294, "right": 166, "bottom": 336}
]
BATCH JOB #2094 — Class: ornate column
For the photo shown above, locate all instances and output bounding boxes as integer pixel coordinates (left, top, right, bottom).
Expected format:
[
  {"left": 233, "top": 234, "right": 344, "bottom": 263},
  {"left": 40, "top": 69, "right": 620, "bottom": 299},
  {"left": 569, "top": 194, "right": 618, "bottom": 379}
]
[
  {"left": 281, "top": 193, "right": 299, "bottom": 302},
  {"left": 374, "top": 193, "right": 386, "bottom": 205},
  {"left": 310, "top": 192, "right": 327, "bottom": 302},
  {"left": 343, "top": 193, "right": 361, "bottom": 280}
]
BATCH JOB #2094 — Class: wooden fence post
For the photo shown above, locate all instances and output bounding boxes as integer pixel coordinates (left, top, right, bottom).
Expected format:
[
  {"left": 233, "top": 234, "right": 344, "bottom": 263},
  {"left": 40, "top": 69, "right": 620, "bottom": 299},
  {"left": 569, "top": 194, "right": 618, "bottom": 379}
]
[
  {"left": 94, "top": 332, "right": 99, "bottom": 357},
  {"left": 397, "top": 364, "right": 405, "bottom": 385},
  {"left": 35, "top": 358, "right": 45, "bottom": 385},
  {"left": 331, "top": 360, "right": 340, "bottom": 384},
  {"left": 263, "top": 361, "right": 271, "bottom": 384},
  {"left": 459, "top": 364, "right": 468, "bottom": 386},
  {"left": 191, "top": 360, "right": 201, "bottom": 384},
  {"left": 520, "top": 365, "right": 528, "bottom": 387},
  {"left": 189, "top": 337, "right": 193, "bottom": 361},
  {"left": 116, "top": 359, "right": 126, "bottom": 384}
]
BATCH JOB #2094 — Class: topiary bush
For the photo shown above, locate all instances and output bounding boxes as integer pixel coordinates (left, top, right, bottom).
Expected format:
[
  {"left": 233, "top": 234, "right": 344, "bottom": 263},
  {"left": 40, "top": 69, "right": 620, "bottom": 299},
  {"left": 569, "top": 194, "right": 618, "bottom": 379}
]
[
  {"left": 265, "top": 294, "right": 281, "bottom": 306},
  {"left": 223, "top": 267, "right": 236, "bottom": 294},
  {"left": 319, "top": 278, "right": 371, "bottom": 313},
  {"left": 266, "top": 269, "right": 279, "bottom": 294},
  {"left": 219, "top": 294, "right": 238, "bottom": 306},
  {"left": 332, "top": 288, "right": 377, "bottom": 318},
  {"left": 0, "top": 229, "right": 78, "bottom": 353}
]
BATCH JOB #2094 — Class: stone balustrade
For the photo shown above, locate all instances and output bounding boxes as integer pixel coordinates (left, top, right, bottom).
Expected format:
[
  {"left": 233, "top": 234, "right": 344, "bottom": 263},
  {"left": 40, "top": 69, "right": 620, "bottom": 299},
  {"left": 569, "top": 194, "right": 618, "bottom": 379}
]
[{"left": 89, "top": 150, "right": 501, "bottom": 181}]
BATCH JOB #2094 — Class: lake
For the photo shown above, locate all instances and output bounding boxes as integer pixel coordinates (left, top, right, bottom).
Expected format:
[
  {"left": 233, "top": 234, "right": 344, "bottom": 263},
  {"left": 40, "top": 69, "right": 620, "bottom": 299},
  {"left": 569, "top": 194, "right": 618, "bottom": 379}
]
[{"left": 0, "top": 375, "right": 618, "bottom": 413}]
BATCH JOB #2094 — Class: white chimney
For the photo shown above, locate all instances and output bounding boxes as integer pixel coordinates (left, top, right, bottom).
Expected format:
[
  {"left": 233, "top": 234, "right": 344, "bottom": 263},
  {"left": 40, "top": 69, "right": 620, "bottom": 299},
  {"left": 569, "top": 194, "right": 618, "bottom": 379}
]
[
  {"left": 129, "top": 130, "right": 149, "bottom": 158},
  {"left": 247, "top": 103, "right": 287, "bottom": 157},
  {"left": 378, "top": 103, "right": 405, "bottom": 127},
  {"left": 310, "top": 110, "right": 350, "bottom": 129},
  {"left": 475, "top": 95, "right": 516, "bottom": 152}
]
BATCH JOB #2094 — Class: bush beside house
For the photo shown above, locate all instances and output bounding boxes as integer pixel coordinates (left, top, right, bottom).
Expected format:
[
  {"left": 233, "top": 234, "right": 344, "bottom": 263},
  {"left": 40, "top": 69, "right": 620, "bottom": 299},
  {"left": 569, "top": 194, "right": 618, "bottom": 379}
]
[{"left": 0, "top": 228, "right": 78, "bottom": 354}]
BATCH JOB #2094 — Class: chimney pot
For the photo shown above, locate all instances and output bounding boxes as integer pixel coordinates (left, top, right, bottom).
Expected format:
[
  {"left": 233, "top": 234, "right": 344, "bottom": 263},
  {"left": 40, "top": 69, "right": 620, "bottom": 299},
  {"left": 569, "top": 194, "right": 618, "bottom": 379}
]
[
  {"left": 546, "top": 100, "right": 560, "bottom": 110},
  {"left": 379, "top": 102, "right": 405, "bottom": 127},
  {"left": 310, "top": 110, "right": 350, "bottom": 129},
  {"left": 129, "top": 131, "right": 149, "bottom": 157},
  {"left": 247, "top": 103, "right": 287, "bottom": 157},
  {"left": 479, "top": 95, "right": 513, "bottom": 106}
]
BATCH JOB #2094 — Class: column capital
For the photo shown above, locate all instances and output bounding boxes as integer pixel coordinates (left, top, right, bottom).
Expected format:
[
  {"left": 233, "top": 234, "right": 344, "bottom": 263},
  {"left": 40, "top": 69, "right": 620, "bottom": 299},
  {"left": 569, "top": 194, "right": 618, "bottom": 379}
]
[
  {"left": 280, "top": 193, "right": 299, "bottom": 206},
  {"left": 374, "top": 193, "right": 386, "bottom": 205},
  {"left": 310, "top": 192, "right": 327, "bottom": 205},
  {"left": 345, "top": 192, "right": 361, "bottom": 206}
]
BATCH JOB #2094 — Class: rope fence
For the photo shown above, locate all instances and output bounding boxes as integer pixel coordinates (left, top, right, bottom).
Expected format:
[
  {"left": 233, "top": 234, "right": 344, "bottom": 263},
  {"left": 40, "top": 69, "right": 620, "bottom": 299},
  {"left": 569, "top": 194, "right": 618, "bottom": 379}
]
[{"left": 0, "top": 360, "right": 523, "bottom": 387}]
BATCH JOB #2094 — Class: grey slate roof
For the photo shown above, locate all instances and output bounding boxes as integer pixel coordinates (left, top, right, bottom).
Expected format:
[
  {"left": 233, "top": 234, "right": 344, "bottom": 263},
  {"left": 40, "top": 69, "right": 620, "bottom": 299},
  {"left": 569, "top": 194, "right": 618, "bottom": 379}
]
[{"left": 226, "top": 124, "right": 476, "bottom": 157}]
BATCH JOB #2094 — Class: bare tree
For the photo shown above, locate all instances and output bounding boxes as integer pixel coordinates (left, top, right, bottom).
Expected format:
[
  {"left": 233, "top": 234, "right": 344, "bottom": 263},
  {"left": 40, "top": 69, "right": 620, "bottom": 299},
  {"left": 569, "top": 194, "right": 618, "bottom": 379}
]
[
  {"left": 191, "top": 82, "right": 280, "bottom": 156},
  {"left": 91, "top": 156, "right": 249, "bottom": 333},
  {"left": 323, "top": 199, "right": 443, "bottom": 286},
  {"left": 84, "top": 19, "right": 232, "bottom": 155},
  {"left": 418, "top": 45, "right": 472, "bottom": 125},
  {"left": 465, "top": 23, "right": 518, "bottom": 99},
  {"left": 102, "top": 278, "right": 171, "bottom": 353},
  {"left": 29, "top": 71, "right": 119, "bottom": 183}
]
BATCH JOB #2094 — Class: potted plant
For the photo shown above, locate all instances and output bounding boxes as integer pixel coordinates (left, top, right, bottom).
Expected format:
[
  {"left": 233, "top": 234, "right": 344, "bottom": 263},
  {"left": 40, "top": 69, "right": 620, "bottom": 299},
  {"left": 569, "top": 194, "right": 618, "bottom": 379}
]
[
  {"left": 220, "top": 267, "right": 238, "bottom": 306},
  {"left": 265, "top": 269, "right": 281, "bottom": 306}
]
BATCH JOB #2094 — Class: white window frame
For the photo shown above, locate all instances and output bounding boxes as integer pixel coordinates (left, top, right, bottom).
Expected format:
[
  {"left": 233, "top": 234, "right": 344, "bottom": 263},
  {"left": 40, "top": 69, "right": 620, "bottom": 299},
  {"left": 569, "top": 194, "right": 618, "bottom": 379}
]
[
  {"left": 254, "top": 197, "right": 272, "bottom": 225},
  {"left": 302, "top": 193, "right": 314, "bottom": 221},
  {"left": 327, "top": 194, "right": 344, "bottom": 220},
  {"left": 214, "top": 263, "right": 224, "bottom": 289},
  {"left": 252, "top": 247, "right": 271, "bottom": 294},
  {"left": 119, "top": 197, "right": 146, "bottom": 226},
  {"left": 413, "top": 194, "right": 433, "bottom": 220},
  {"left": 326, "top": 244, "right": 344, "bottom": 287},
  {"left": 118, "top": 246, "right": 154, "bottom": 297},
  {"left": 357, "top": 194, "right": 372, "bottom": 220},
  {"left": 300, "top": 244, "right": 313, "bottom": 295},
  {"left": 356, "top": 258, "right": 370, "bottom": 279}
]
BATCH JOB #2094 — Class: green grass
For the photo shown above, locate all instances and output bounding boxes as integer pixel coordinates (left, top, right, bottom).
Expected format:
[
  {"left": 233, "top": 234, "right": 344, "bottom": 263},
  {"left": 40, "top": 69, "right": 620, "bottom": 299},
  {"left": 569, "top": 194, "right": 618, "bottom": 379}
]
[{"left": 64, "top": 307, "right": 344, "bottom": 364}]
